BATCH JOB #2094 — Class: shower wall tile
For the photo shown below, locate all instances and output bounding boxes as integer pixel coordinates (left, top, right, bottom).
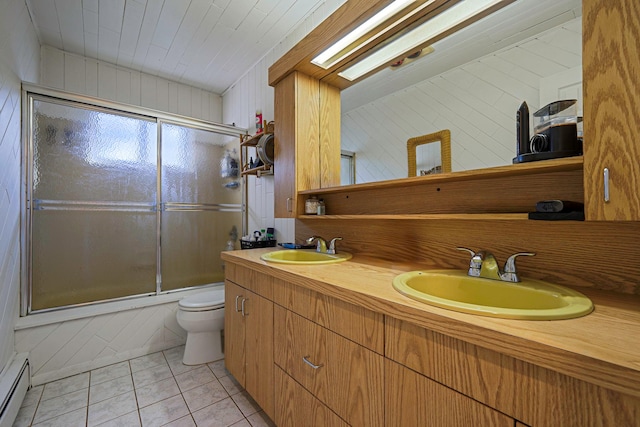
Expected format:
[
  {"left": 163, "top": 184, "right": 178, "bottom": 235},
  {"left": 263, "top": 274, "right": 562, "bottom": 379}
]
[
  {"left": 15, "top": 301, "right": 186, "bottom": 386},
  {"left": 0, "top": 0, "right": 40, "bottom": 373}
]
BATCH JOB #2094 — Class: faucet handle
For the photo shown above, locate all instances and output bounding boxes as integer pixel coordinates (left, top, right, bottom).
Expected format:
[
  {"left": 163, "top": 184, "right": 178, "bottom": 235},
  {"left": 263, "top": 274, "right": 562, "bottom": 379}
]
[
  {"left": 306, "top": 236, "right": 327, "bottom": 253},
  {"left": 501, "top": 252, "right": 535, "bottom": 282},
  {"left": 327, "top": 237, "right": 343, "bottom": 254},
  {"left": 456, "top": 247, "right": 481, "bottom": 276}
]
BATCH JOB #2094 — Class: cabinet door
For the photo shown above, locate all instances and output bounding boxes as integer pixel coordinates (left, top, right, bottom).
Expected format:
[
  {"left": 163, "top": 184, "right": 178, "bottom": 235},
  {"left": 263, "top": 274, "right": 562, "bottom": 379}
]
[
  {"left": 274, "top": 305, "right": 384, "bottom": 426},
  {"left": 244, "top": 290, "right": 274, "bottom": 419},
  {"left": 583, "top": 0, "right": 640, "bottom": 220},
  {"left": 386, "top": 359, "right": 514, "bottom": 427},
  {"left": 224, "top": 280, "right": 245, "bottom": 385},
  {"left": 275, "top": 367, "right": 348, "bottom": 427}
]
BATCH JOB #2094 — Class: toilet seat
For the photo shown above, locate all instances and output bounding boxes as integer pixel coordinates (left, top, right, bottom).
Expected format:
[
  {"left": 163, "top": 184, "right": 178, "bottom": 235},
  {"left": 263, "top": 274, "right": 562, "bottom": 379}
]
[{"left": 179, "top": 289, "right": 224, "bottom": 312}]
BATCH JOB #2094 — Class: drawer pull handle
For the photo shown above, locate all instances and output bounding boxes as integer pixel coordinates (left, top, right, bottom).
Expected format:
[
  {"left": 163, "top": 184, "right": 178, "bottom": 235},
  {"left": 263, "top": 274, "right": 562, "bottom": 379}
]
[
  {"left": 235, "top": 295, "right": 243, "bottom": 312},
  {"left": 302, "top": 356, "right": 323, "bottom": 369},
  {"left": 604, "top": 167, "right": 610, "bottom": 202},
  {"left": 241, "top": 298, "right": 248, "bottom": 317}
]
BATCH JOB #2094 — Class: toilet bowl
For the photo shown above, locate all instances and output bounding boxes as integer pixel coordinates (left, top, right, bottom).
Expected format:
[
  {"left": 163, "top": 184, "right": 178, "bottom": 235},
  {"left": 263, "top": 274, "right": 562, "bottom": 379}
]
[{"left": 176, "top": 288, "right": 225, "bottom": 365}]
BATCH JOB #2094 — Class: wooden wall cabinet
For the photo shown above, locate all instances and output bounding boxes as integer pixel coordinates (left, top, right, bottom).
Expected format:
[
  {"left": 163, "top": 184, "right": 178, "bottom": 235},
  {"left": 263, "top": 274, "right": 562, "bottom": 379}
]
[
  {"left": 274, "top": 72, "right": 340, "bottom": 218},
  {"left": 224, "top": 275, "right": 274, "bottom": 419},
  {"left": 583, "top": 0, "right": 640, "bottom": 220}
]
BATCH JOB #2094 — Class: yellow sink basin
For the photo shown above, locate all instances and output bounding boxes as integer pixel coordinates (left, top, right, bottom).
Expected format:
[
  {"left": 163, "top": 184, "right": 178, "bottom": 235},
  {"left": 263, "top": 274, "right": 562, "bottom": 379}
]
[
  {"left": 261, "top": 249, "right": 352, "bottom": 265},
  {"left": 393, "top": 270, "right": 593, "bottom": 320}
]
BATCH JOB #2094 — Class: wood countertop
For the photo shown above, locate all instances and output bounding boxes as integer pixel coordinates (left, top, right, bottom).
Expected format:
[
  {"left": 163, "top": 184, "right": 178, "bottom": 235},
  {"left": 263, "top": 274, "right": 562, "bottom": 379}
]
[{"left": 221, "top": 248, "right": 640, "bottom": 399}]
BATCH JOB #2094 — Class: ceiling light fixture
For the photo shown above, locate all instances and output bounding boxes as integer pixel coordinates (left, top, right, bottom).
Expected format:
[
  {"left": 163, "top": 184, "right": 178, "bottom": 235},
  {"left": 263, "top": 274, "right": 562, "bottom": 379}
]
[
  {"left": 338, "top": 0, "right": 506, "bottom": 81},
  {"left": 312, "top": 0, "right": 438, "bottom": 70}
]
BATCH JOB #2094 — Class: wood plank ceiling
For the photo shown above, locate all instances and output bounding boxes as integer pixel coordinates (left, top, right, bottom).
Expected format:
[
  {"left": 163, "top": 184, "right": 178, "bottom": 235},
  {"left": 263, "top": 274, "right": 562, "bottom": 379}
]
[{"left": 25, "top": 0, "right": 327, "bottom": 94}]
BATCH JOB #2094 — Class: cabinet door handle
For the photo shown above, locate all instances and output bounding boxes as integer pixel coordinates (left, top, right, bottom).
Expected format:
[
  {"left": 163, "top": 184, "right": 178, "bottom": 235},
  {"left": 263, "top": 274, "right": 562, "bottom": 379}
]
[
  {"left": 286, "top": 197, "right": 293, "bottom": 212},
  {"left": 241, "top": 298, "right": 248, "bottom": 317},
  {"left": 603, "top": 167, "right": 610, "bottom": 202},
  {"left": 302, "top": 356, "right": 323, "bottom": 369},
  {"left": 235, "top": 295, "right": 243, "bottom": 312}
]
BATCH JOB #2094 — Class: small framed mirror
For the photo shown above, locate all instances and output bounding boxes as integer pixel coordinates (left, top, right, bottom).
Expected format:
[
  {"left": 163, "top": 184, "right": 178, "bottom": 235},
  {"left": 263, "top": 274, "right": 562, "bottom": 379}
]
[{"left": 407, "top": 130, "right": 452, "bottom": 177}]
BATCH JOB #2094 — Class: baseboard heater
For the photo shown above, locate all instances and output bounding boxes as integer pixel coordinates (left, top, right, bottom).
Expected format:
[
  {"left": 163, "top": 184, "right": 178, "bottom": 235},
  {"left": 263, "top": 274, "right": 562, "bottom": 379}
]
[{"left": 0, "top": 354, "right": 29, "bottom": 427}]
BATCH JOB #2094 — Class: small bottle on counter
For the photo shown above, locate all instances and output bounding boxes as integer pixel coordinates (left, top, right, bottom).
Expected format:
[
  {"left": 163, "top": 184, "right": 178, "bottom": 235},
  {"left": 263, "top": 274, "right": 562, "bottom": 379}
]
[
  {"left": 317, "top": 199, "right": 326, "bottom": 215},
  {"left": 305, "top": 196, "right": 319, "bottom": 215}
]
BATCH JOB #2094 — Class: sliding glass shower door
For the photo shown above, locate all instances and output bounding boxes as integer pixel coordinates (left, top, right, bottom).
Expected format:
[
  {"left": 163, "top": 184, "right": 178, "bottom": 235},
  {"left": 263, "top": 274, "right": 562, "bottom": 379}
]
[
  {"left": 160, "top": 122, "right": 242, "bottom": 291},
  {"left": 25, "top": 91, "right": 243, "bottom": 313}
]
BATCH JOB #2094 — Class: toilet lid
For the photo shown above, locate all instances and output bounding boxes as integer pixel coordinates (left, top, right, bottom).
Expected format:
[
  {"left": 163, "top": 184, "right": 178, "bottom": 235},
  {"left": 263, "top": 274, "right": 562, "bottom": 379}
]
[{"left": 179, "top": 289, "right": 225, "bottom": 310}]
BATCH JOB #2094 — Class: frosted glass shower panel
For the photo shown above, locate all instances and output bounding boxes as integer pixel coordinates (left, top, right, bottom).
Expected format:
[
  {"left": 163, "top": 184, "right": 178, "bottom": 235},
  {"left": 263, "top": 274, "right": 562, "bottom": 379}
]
[
  {"left": 162, "top": 123, "right": 231, "bottom": 204},
  {"left": 32, "top": 99, "right": 157, "bottom": 202},
  {"left": 161, "top": 210, "right": 238, "bottom": 291},
  {"left": 31, "top": 210, "right": 157, "bottom": 310}
]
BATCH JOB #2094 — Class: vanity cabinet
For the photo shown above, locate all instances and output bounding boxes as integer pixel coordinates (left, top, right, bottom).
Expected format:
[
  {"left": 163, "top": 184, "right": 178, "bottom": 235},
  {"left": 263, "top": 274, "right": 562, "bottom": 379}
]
[
  {"left": 223, "top": 266, "right": 275, "bottom": 419},
  {"left": 385, "top": 359, "right": 513, "bottom": 427},
  {"left": 386, "top": 317, "right": 640, "bottom": 427},
  {"left": 272, "top": 279, "right": 384, "bottom": 426},
  {"left": 583, "top": 0, "right": 640, "bottom": 221}
]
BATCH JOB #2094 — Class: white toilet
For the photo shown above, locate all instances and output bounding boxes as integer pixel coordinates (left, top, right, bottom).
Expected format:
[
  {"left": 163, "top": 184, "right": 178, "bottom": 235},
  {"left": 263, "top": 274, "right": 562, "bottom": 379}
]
[{"left": 176, "top": 288, "right": 225, "bottom": 365}]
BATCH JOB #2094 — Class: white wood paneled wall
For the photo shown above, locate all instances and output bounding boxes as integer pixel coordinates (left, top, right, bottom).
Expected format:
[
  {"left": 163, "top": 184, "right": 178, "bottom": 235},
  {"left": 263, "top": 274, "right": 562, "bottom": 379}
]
[
  {"left": 223, "top": 0, "right": 346, "bottom": 243},
  {"left": 15, "top": 302, "right": 187, "bottom": 386},
  {"left": 0, "top": 0, "right": 40, "bottom": 374},
  {"left": 342, "top": 17, "right": 582, "bottom": 184},
  {"left": 40, "top": 46, "right": 223, "bottom": 123}
]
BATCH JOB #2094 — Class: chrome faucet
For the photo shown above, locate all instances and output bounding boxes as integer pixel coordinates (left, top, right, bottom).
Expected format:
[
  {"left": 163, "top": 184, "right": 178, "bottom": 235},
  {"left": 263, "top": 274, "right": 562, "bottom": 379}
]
[
  {"left": 306, "top": 236, "right": 343, "bottom": 254},
  {"left": 456, "top": 247, "right": 535, "bottom": 283}
]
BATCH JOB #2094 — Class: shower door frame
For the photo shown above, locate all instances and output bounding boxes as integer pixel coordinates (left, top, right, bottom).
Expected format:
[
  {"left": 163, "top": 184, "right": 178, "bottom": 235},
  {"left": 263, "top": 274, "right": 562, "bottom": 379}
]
[{"left": 21, "top": 83, "right": 248, "bottom": 316}]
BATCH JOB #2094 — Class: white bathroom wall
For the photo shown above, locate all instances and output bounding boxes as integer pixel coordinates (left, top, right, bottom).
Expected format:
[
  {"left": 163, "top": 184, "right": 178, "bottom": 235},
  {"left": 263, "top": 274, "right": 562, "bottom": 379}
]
[
  {"left": 40, "top": 46, "right": 223, "bottom": 122},
  {"left": 0, "top": 0, "right": 40, "bottom": 374},
  {"left": 222, "top": 0, "right": 346, "bottom": 244},
  {"left": 341, "top": 17, "right": 582, "bottom": 183}
]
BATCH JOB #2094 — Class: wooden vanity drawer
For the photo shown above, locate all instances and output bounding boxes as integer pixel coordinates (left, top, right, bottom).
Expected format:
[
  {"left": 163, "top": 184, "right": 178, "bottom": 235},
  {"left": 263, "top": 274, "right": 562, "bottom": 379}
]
[
  {"left": 386, "top": 358, "right": 513, "bottom": 427},
  {"left": 385, "top": 317, "right": 640, "bottom": 427},
  {"left": 225, "top": 263, "right": 274, "bottom": 300},
  {"left": 272, "top": 278, "right": 384, "bottom": 353},
  {"left": 275, "top": 366, "right": 348, "bottom": 427},
  {"left": 274, "top": 305, "right": 384, "bottom": 426}
]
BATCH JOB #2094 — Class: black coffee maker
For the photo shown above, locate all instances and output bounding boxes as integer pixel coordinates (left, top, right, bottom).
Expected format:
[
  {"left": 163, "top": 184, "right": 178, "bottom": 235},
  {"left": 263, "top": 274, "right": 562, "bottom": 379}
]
[{"left": 513, "top": 99, "right": 583, "bottom": 164}]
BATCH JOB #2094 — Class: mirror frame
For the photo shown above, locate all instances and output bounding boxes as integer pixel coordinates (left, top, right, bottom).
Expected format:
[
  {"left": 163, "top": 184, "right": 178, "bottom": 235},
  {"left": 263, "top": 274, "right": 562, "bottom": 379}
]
[{"left": 407, "top": 130, "right": 452, "bottom": 177}]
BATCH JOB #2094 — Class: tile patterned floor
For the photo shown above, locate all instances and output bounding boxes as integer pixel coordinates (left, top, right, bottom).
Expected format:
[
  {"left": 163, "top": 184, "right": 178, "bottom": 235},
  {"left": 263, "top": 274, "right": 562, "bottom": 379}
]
[{"left": 13, "top": 346, "right": 275, "bottom": 427}]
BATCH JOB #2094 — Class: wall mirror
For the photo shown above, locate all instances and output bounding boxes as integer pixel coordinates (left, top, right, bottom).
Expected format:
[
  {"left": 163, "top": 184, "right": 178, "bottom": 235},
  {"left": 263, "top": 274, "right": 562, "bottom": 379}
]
[
  {"left": 338, "top": 0, "right": 582, "bottom": 185},
  {"left": 407, "top": 130, "right": 452, "bottom": 176}
]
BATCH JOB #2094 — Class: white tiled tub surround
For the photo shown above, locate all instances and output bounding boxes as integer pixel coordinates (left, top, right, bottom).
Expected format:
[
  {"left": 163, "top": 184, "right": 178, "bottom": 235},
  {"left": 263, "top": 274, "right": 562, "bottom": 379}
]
[{"left": 13, "top": 346, "right": 274, "bottom": 427}]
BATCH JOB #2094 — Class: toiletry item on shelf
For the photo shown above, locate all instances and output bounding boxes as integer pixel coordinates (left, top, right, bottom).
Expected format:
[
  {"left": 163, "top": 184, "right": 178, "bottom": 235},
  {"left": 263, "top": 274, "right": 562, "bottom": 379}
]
[
  {"left": 305, "top": 196, "right": 319, "bottom": 215},
  {"left": 256, "top": 110, "right": 263, "bottom": 134},
  {"left": 317, "top": 199, "right": 325, "bottom": 215}
]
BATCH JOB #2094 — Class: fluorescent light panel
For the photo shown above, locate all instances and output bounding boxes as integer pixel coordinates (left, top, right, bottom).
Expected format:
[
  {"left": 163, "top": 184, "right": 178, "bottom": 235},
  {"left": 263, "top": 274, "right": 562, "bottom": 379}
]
[
  {"left": 338, "top": 0, "right": 504, "bottom": 81},
  {"left": 312, "top": 0, "right": 417, "bottom": 70}
]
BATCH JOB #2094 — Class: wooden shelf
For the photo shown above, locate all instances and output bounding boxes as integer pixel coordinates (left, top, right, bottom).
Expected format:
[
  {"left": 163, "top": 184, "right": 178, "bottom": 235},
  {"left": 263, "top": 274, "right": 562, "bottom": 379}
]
[
  {"left": 298, "top": 213, "right": 530, "bottom": 220},
  {"left": 299, "top": 156, "right": 583, "bottom": 196},
  {"left": 241, "top": 131, "right": 272, "bottom": 147},
  {"left": 242, "top": 164, "right": 273, "bottom": 177}
]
